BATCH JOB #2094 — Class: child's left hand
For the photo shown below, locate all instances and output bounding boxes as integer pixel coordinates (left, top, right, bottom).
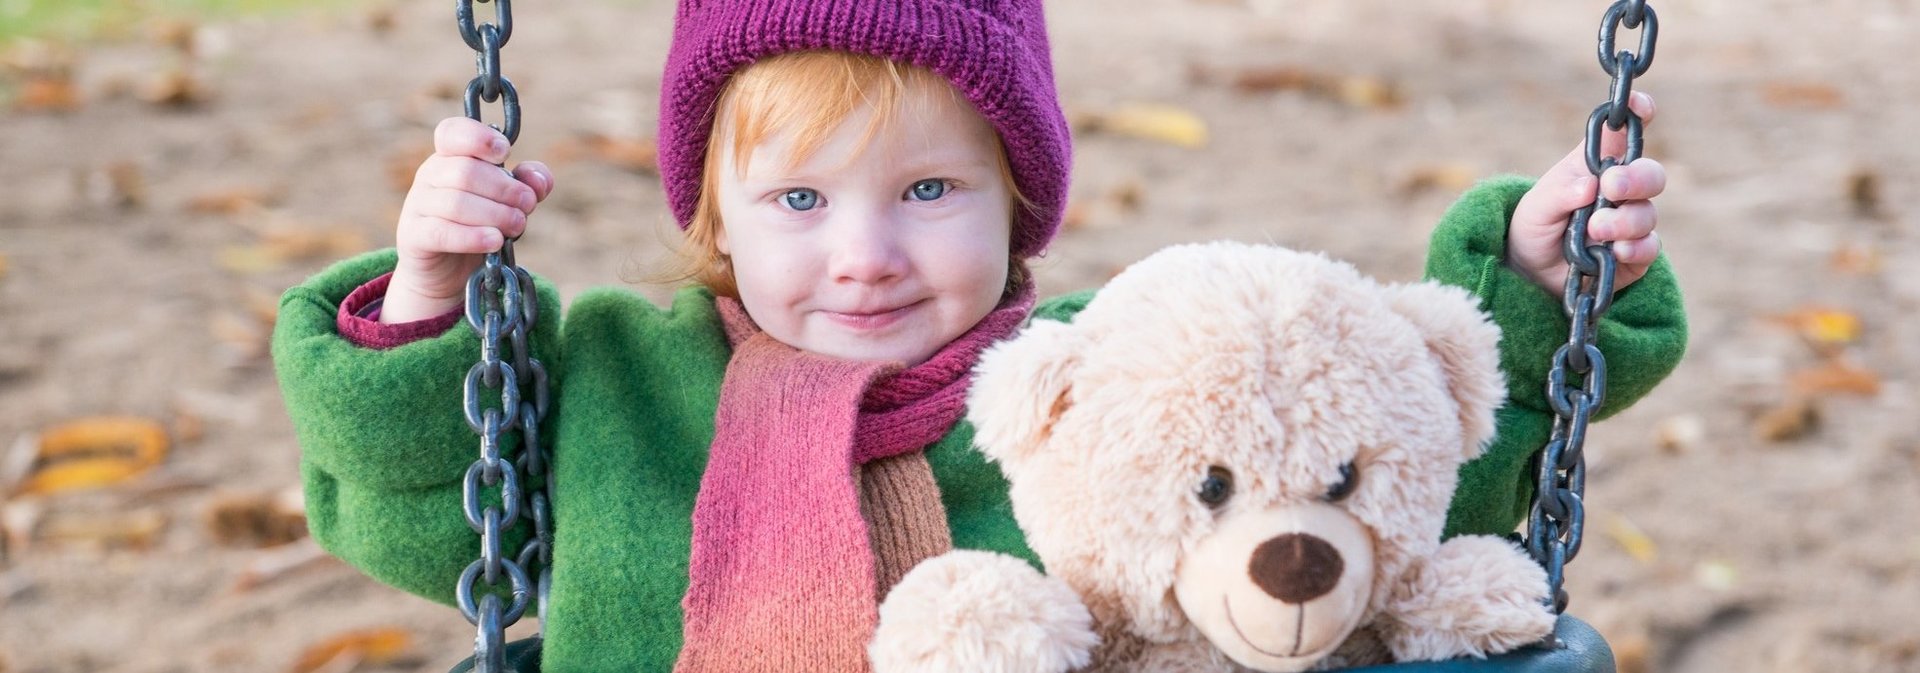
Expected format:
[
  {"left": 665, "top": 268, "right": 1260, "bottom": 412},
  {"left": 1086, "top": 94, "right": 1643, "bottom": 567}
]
[{"left": 1507, "top": 91, "right": 1665, "bottom": 295}]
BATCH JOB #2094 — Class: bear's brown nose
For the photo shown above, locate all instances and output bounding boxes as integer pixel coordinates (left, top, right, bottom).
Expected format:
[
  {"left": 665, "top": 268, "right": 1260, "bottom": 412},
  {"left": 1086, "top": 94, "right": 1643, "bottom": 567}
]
[{"left": 1248, "top": 533, "right": 1345, "bottom": 604}]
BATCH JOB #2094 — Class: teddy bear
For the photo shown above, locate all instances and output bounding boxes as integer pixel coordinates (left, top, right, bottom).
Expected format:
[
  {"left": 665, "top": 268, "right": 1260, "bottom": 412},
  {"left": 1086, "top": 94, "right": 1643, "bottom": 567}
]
[{"left": 869, "top": 241, "right": 1557, "bottom": 672}]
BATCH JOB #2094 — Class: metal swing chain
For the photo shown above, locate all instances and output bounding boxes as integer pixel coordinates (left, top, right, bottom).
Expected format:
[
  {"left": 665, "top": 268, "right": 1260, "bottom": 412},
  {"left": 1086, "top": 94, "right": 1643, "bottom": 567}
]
[
  {"left": 452, "top": 0, "right": 552, "bottom": 671},
  {"left": 1525, "top": 0, "right": 1657, "bottom": 617}
]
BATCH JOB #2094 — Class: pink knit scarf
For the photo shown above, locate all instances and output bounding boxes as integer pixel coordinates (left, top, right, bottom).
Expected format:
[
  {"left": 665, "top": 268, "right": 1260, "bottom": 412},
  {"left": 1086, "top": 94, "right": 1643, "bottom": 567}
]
[{"left": 674, "top": 284, "right": 1036, "bottom": 672}]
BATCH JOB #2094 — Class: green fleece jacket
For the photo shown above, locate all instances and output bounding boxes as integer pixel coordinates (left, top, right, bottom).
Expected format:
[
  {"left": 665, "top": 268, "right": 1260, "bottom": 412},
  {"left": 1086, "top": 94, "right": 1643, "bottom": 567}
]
[{"left": 271, "top": 176, "right": 1686, "bottom": 671}]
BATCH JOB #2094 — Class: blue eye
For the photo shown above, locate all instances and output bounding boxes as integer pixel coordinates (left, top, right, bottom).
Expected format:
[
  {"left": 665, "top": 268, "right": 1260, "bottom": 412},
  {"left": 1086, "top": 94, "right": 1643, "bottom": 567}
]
[
  {"left": 907, "top": 179, "right": 949, "bottom": 202},
  {"left": 783, "top": 189, "right": 821, "bottom": 211}
]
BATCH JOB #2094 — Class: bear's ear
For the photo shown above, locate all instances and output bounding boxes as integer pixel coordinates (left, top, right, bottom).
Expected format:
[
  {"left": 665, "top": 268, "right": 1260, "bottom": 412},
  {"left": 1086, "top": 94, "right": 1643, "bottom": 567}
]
[
  {"left": 1381, "top": 282, "right": 1505, "bottom": 461},
  {"left": 966, "top": 318, "right": 1086, "bottom": 466}
]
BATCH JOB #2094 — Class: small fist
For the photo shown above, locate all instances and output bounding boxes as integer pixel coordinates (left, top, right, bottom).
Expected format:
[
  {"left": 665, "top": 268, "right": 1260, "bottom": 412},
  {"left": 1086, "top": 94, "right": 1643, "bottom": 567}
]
[
  {"left": 1508, "top": 92, "right": 1664, "bottom": 295},
  {"left": 384, "top": 117, "right": 555, "bottom": 323}
]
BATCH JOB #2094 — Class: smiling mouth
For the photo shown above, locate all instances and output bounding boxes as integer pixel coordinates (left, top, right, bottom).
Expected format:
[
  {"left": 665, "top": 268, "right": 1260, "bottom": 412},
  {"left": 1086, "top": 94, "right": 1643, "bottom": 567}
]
[
  {"left": 1223, "top": 594, "right": 1308, "bottom": 659},
  {"left": 821, "top": 299, "right": 925, "bottom": 329}
]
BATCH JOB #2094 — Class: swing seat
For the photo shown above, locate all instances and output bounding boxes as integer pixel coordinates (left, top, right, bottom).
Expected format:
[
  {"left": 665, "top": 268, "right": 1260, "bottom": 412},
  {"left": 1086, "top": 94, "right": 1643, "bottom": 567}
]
[
  {"left": 446, "top": 614, "right": 1612, "bottom": 672},
  {"left": 1345, "top": 615, "right": 1615, "bottom": 673}
]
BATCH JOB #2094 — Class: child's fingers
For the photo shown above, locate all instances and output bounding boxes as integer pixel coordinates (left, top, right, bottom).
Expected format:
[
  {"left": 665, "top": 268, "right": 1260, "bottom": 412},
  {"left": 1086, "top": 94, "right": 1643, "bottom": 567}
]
[
  {"left": 1587, "top": 200, "right": 1656, "bottom": 242},
  {"left": 1595, "top": 92, "right": 1656, "bottom": 166},
  {"left": 402, "top": 215, "right": 508, "bottom": 255},
  {"left": 1510, "top": 146, "right": 1599, "bottom": 240},
  {"left": 434, "top": 116, "right": 512, "bottom": 165},
  {"left": 1600, "top": 157, "right": 1665, "bottom": 203},
  {"left": 511, "top": 161, "right": 555, "bottom": 203},
  {"left": 1610, "top": 231, "right": 1662, "bottom": 267},
  {"left": 412, "top": 188, "right": 528, "bottom": 240},
  {"left": 422, "top": 155, "right": 538, "bottom": 214}
]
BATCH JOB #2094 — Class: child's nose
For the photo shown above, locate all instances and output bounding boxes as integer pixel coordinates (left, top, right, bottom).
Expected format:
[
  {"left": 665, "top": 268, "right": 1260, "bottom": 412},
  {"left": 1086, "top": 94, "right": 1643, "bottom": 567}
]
[{"left": 828, "top": 213, "right": 909, "bottom": 285}]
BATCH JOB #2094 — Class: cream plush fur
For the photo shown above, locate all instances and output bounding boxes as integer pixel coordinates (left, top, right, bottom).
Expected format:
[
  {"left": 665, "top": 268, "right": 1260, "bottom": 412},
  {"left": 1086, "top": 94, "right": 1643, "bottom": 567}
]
[{"left": 870, "top": 242, "right": 1555, "bottom": 672}]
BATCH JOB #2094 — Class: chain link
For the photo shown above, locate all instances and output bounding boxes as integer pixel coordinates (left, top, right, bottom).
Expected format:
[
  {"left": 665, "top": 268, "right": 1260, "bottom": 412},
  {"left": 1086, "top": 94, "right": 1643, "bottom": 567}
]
[
  {"left": 1525, "top": 0, "right": 1657, "bottom": 620},
  {"left": 451, "top": 1, "right": 549, "bottom": 671}
]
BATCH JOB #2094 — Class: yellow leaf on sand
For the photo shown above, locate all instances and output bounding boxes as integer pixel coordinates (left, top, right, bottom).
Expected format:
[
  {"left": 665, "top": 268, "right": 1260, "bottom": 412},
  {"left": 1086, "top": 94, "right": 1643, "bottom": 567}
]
[
  {"left": 291, "top": 628, "right": 414, "bottom": 673},
  {"left": 0, "top": 253, "right": 9, "bottom": 280},
  {"left": 1771, "top": 306, "right": 1862, "bottom": 346},
  {"left": 17, "top": 458, "right": 150, "bottom": 497},
  {"left": 1079, "top": 104, "right": 1209, "bottom": 149},
  {"left": 1601, "top": 512, "right": 1657, "bottom": 564},
  {"left": 12, "top": 417, "right": 169, "bottom": 497}
]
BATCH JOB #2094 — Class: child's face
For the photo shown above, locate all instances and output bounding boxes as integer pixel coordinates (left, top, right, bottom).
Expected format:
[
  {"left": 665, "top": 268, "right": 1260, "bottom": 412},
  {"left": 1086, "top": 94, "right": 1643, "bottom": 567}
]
[{"left": 714, "top": 89, "right": 1013, "bottom": 366}]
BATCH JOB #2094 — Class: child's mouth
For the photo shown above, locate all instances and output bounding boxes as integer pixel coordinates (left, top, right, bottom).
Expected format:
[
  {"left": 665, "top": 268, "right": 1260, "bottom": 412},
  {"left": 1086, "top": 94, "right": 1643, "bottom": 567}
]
[{"left": 821, "top": 300, "right": 925, "bottom": 330}]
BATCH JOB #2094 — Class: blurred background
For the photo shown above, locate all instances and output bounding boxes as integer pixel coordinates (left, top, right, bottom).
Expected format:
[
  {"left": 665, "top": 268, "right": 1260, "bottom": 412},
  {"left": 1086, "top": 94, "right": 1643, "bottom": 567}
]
[{"left": 1, "top": 0, "right": 1915, "bottom": 671}]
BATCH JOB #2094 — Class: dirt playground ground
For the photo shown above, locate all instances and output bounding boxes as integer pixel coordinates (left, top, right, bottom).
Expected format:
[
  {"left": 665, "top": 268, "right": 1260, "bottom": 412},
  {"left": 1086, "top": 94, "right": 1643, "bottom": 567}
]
[{"left": 1, "top": 0, "right": 1916, "bottom": 671}]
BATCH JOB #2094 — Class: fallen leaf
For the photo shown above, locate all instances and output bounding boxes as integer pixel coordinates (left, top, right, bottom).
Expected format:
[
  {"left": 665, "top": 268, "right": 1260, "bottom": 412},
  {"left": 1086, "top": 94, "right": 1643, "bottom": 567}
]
[
  {"left": 1606, "top": 624, "right": 1652, "bottom": 673},
  {"left": 1111, "top": 180, "right": 1144, "bottom": 214},
  {"left": 11, "top": 417, "right": 169, "bottom": 497},
  {"left": 1694, "top": 560, "right": 1739, "bottom": 591},
  {"left": 107, "top": 162, "right": 146, "bottom": 209},
  {"left": 149, "top": 18, "right": 198, "bottom": 55},
  {"left": 17, "top": 459, "right": 151, "bottom": 498},
  {"left": 0, "top": 253, "right": 9, "bottom": 280},
  {"left": 1847, "top": 169, "right": 1883, "bottom": 219},
  {"left": 217, "top": 247, "right": 284, "bottom": 275},
  {"left": 232, "top": 538, "right": 337, "bottom": 593},
  {"left": 1762, "top": 81, "right": 1845, "bottom": 109},
  {"left": 1601, "top": 512, "right": 1657, "bottom": 564},
  {"left": 1398, "top": 164, "right": 1478, "bottom": 197},
  {"left": 290, "top": 628, "right": 414, "bottom": 673},
  {"left": 1214, "top": 65, "right": 1401, "bottom": 109},
  {"left": 219, "top": 229, "right": 371, "bottom": 274},
  {"left": 141, "top": 69, "right": 211, "bottom": 108},
  {"left": 1654, "top": 414, "right": 1706, "bottom": 455},
  {"left": 38, "top": 508, "right": 167, "bottom": 551},
  {"left": 1791, "top": 360, "right": 1882, "bottom": 396},
  {"left": 14, "top": 75, "right": 81, "bottom": 113},
  {"left": 187, "top": 186, "right": 281, "bottom": 214},
  {"left": 1829, "top": 243, "right": 1882, "bottom": 275},
  {"left": 1333, "top": 76, "right": 1402, "bottom": 110},
  {"left": 1061, "top": 202, "right": 1093, "bottom": 232},
  {"left": 1227, "top": 65, "right": 1322, "bottom": 94},
  {"left": 584, "top": 134, "right": 660, "bottom": 174},
  {"left": 75, "top": 162, "right": 147, "bottom": 210},
  {"left": 203, "top": 490, "right": 308, "bottom": 548},
  {"left": 366, "top": 6, "right": 398, "bottom": 35},
  {"left": 1074, "top": 104, "right": 1209, "bottom": 149},
  {"left": 1753, "top": 397, "right": 1818, "bottom": 443},
  {"left": 171, "top": 406, "right": 206, "bottom": 444},
  {"left": 1770, "top": 306, "right": 1862, "bottom": 347}
]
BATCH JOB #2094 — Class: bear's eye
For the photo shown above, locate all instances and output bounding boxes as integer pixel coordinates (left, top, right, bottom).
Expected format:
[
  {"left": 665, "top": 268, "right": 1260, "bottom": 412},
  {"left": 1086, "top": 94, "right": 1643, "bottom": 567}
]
[
  {"left": 1326, "top": 461, "right": 1359, "bottom": 502},
  {"left": 1197, "top": 466, "right": 1234, "bottom": 508}
]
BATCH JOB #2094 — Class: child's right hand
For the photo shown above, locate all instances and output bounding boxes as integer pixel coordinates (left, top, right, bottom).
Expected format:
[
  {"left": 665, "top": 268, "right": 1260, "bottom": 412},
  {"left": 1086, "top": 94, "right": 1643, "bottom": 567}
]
[{"left": 382, "top": 117, "right": 555, "bottom": 324}]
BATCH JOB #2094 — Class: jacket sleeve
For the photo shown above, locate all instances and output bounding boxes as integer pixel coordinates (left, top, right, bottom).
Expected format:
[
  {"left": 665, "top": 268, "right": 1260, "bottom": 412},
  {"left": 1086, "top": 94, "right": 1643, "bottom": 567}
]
[
  {"left": 272, "top": 248, "right": 565, "bottom": 606},
  {"left": 1423, "top": 176, "right": 1689, "bottom": 538}
]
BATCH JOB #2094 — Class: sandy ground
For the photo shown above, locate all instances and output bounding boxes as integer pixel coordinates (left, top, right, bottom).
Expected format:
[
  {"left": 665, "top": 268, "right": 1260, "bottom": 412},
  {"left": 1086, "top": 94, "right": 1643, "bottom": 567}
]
[{"left": 1, "top": 0, "right": 1916, "bottom": 671}]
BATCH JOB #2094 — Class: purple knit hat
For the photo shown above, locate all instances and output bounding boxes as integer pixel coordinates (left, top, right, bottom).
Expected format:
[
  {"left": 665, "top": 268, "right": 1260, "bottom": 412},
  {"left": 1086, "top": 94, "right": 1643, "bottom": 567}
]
[{"left": 659, "top": 0, "right": 1072, "bottom": 258}]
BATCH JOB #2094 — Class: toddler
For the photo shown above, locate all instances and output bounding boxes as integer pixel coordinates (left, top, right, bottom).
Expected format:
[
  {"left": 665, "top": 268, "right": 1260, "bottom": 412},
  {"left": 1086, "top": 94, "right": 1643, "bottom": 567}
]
[{"left": 273, "top": 1, "right": 1686, "bottom": 670}]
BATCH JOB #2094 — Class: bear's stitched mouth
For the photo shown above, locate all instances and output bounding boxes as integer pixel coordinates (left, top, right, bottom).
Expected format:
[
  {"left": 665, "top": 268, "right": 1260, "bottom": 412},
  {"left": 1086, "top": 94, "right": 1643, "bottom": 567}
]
[{"left": 1221, "top": 594, "right": 1309, "bottom": 659}]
